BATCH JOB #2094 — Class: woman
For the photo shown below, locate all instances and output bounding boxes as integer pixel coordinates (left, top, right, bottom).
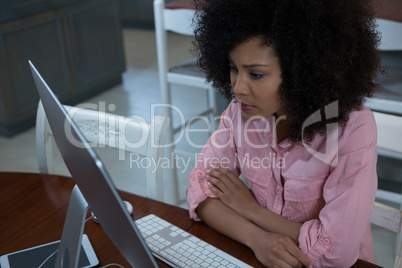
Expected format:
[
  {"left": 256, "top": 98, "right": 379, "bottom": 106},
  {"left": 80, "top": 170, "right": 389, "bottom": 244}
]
[{"left": 186, "top": 0, "right": 381, "bottom": 267}]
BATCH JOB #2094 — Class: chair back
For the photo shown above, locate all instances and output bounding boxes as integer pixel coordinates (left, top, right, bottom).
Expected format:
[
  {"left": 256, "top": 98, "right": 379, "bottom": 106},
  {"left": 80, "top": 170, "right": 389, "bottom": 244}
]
[
  {"left": 163, "top": 8, "right": 196, "bottom": 36},
  {"left": 154, "top": 0, "right": 196, "bottom": 36},
  {"left": 36, "top": 101, "right": 169, "bottom": 201},
  {"left": 371, "top": 111, "right": 402, "bottom": 267},
  {"left": 374, "top": 112, "right": 402, "bottom": 153},
  {"left": 376, "top": 18, "right": 402, "bottom": 51},
  {"left": 370, "top": 202, "right": 402, "bottom": 268},
  {"left": 373, "top": 111, "right": 402, "bottom": 205},
  {"left": 364, "top": 19, "right": 402, "bottom": 114},
  {"left": 153, "top": 0, "right": 220, "bottom": 205}
]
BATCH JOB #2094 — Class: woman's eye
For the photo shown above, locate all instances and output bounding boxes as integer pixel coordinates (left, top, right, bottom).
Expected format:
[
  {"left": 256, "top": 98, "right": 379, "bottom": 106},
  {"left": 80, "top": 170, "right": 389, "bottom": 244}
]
[
  {"left": 250, "top": 72, "right": 264, "bottom": 79},
  {"left": 229, "top": 65, "right": 237, "bottom": 72}
]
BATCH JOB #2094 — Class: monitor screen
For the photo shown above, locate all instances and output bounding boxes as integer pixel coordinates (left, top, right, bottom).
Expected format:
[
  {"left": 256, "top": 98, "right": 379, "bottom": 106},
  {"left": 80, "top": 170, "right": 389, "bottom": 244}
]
[{"left": 29, "top": 60, "right": 159, "bottom": 268}]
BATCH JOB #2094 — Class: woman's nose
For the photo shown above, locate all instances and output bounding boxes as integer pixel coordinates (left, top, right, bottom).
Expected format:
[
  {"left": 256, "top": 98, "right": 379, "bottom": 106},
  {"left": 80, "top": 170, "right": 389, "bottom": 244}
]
[{"left": 232, "top": 75, "right": 248, "bottom": 96}]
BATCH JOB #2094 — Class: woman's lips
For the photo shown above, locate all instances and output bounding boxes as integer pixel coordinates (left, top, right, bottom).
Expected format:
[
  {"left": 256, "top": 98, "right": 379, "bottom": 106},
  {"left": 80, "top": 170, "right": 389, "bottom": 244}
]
[{"left": 240, "top": 102, "right": 255, "bottom": 111}]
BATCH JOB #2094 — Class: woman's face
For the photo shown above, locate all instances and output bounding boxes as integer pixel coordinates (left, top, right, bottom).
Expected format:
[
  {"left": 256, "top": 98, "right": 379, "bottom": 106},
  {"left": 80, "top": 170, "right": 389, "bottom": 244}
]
[{"left": 229, "top": 37, "right": 284, "bottom": 120}]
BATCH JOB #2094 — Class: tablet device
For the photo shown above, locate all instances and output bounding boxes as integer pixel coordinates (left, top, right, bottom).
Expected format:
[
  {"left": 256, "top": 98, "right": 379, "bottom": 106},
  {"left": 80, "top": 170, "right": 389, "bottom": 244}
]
[{"left": 0, "top": 234, "right": 98, "bottom": 268}]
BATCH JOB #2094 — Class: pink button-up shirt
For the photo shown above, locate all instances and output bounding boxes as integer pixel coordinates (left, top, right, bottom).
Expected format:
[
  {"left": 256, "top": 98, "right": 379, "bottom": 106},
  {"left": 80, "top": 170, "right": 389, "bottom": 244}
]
[{"left": 186, "top": 100, "right": 377, "bottom": 267}]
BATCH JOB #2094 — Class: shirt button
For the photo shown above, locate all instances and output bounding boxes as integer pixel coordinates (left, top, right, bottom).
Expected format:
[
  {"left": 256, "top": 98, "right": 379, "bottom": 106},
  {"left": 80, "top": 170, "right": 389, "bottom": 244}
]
[
  {"left": 277, "top": 188, "right": 283, "bottom": 195},
  {"left": 323, "top": 238, "right": 331, "bottom": 245}
]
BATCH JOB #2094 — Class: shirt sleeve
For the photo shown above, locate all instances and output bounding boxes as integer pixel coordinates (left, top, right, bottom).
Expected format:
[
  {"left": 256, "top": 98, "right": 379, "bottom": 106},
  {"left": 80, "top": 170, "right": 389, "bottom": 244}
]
[
  {"left": 186, "top": 101, "right": 240, "bottom": 221},
  {"left": 298, "top": 111, "right": 378, "bottom": 267}
]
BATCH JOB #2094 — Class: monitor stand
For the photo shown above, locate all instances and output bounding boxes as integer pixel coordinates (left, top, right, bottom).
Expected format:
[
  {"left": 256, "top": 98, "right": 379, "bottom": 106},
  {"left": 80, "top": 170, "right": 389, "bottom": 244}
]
[{"left": 56, "top": 185, "right": 89, "bottom": 268}]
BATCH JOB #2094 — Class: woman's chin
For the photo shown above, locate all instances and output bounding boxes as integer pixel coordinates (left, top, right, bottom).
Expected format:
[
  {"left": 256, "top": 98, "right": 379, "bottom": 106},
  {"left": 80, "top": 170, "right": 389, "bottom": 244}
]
[{"left": 241, "top": 111, "right": 267, "bottom": 121}]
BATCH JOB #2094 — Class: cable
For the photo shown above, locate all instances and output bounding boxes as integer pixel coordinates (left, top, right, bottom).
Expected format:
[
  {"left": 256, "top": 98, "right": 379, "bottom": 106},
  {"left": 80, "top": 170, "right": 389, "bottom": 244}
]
[
  {"left": 85, "top": 214, "right": 94, "bottom": 223},
  {"left": 37, "top": 249, "right": 58, "bottom": 268},
  {"left": 99, "top": 264, "right": 125, "bottom": 268}
]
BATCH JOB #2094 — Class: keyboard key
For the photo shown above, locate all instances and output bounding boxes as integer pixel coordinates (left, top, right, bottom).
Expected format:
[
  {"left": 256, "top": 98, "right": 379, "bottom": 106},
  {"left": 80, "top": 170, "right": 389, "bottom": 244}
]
[{"left": 170, "top": 232, "right": 178, "bottom": 237}]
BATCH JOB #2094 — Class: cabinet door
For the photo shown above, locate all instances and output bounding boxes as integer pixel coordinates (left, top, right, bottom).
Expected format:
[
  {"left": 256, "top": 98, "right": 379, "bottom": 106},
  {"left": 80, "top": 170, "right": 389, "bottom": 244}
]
[
  {"left": 64, "top": 0, "right": 125, "bottom": 94},
  {"left": 119, "top": 0, "right": 154, "bottom": 28},
  {"left": 0, "top": 10, "right": 72, "bottom": 126},
  {"left": 0, "top": 0, "right": 62, "bottom": 24}
]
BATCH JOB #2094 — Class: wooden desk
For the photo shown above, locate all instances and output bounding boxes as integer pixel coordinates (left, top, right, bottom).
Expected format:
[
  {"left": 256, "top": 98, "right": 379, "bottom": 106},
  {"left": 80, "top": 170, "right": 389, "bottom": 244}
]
[
  {"left": 0, "top": 173, "right": 380, "bottom": 267},
  {"left": 375, "top": 0, "right": 402, "bottom": 23}
]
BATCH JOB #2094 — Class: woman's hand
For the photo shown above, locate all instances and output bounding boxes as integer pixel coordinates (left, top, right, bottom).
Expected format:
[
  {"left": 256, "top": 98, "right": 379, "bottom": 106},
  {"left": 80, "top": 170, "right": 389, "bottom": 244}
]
[
  {"left": 207, "top": 167, "right": 259, "bottom": 218},
  {"left": 250, "top": 231, "right": 311, "bottom": 268}
]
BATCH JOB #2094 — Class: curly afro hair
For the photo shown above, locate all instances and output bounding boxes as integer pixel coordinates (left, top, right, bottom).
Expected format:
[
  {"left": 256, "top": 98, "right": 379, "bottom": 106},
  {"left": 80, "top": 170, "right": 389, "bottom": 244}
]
[{"left": 193, "top": 0, "right": 381, "bottom": 142}]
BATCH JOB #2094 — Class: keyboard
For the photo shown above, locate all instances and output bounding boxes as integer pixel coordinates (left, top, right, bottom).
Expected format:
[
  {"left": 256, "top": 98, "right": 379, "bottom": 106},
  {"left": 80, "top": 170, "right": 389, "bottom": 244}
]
[{"left": 135, "top": 214, "right": 253, "bottom": 268}]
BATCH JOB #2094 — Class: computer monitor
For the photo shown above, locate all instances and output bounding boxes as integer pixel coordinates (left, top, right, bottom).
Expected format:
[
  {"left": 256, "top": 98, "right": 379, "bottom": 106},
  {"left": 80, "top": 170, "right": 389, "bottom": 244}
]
[{"left": 29, "top": 61, "right": 159, "bottom": 267}]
